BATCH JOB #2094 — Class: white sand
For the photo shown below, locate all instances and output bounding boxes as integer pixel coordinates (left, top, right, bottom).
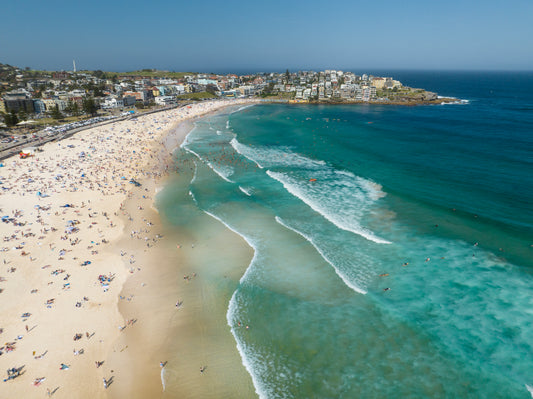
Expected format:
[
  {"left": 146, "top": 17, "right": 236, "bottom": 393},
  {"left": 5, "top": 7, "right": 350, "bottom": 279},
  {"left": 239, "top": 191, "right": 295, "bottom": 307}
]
[{"left": 0, "top": 99, "right": 257, "bottom": 398}]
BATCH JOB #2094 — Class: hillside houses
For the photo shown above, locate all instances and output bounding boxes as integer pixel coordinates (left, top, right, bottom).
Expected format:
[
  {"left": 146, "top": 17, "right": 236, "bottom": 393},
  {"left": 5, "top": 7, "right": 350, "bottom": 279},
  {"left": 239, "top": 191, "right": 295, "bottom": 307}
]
[{"left": 1, "top": 63, "right": 411, "bottom": 125}]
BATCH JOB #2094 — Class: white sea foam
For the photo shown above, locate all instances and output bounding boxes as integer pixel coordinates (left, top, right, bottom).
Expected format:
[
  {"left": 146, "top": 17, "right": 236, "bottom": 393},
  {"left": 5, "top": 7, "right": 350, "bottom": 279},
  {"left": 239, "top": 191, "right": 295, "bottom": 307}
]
[
  {"left": 526, "top": 384, "right": 533, "bottom": 398},
  {"left": 206, "top": 161, "right": 234, "bottom": 183},
  {"left": 216, "top": 130, "right": 222, "bottom": 135},
  {"left": 334, "top": 170, "right": 386, "bottom": 200},
  {"left": 230, "top": 104, "right": 256, "bottom": 114},
  {"left": 227, "top": 292, "right": 268, "bottom": 399},
  {"left": 182, "top": 146, "right": 202, "bottom": 161},
  {"left": 161, "top": 368, "right": 166, "bottom": 391},
  {"left": 440, "top": 100, "right": 470, "bottom": 105},
  {"left": 275, "top": 216, "right": 367, "bottom": 294},
  {"left": 267, "top": 170, "right": 391, "bottom": 244},
  {"left": 180, "top": 125, "right": 199, "bottom": 148},
  {"left": 354, "top": 176, "right": 387, "bottom": 200},
  {"left": 191, "top": 161, "right": 198, "bottom": 184},
  {"left": 195, "top": 215, "right": 267, "bottom": 399},
  {"left": 227, "top": 290, "right": 300, "bottom": 399},
  {"left": 184, "top": 145, "right": 234, "bottom": 183},
  {"left": 438, "top": 96, "right": 470, "bottom": 105},
  {"left": 188, "top": 190, "right": 199, "bottom": 206},
  {"left": 239, "top": 186, "right": 253, "bottom": 196},
  {"left": 230, "top": 138, "right": 264, "bottom": 168},
  {"left": 230, "top": 138, "right": 325, "bottom": 170},
  {"left": 203, "top": 210, "right": 258, "bottom": 284}
]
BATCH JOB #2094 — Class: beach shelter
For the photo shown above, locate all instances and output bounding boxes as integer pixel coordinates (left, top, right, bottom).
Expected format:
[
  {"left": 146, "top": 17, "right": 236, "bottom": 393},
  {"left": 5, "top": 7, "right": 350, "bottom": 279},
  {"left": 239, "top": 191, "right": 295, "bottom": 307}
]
[
  {"left": 19, "top": 147, "right": 37, "bottom": 159},
  {"left": 21, "top": 147, "right": 37, "bottom": 155}
]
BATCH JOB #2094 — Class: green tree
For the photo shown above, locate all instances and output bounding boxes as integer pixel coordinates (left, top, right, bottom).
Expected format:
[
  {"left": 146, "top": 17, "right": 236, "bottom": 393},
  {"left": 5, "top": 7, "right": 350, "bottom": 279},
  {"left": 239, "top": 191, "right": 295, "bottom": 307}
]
[
  {"left": 94, "top": 84, "right": 105, "bottom": 97},
  {"left": 261, "top": 82, "right": 275, "bottom": 97},
  {"left": 84, "top": 81, "right": 104, "bottom": 96},
  {"left": 66, "top": 100, "right": 81, "bottom": 116},
  {"left": 206, "top": 84, "right": 218, "bottom": 95},
  {"left": 3, "top": 111, "right": 19, "bottom": 127},
  {"left": 50, "top": 104, "right": 63, "bottom": 120},
  {"left": 82, "top": 97, "right": 98, "bottom": 116},
  {"left": 72, "top": 102, "right": 80, "bottom": 117},
  {"left": 93, "top": 70, "right": 105, "bottom": 79},
  {"left": 18, "top": 110, "right": 27, "bottom": 122}
]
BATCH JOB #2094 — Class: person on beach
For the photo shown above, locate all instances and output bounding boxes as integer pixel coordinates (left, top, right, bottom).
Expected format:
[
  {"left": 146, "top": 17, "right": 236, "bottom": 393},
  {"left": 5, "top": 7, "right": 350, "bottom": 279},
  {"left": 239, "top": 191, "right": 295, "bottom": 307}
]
[{"left": 0, "top": 100, "right": 248, "bottom": 397}]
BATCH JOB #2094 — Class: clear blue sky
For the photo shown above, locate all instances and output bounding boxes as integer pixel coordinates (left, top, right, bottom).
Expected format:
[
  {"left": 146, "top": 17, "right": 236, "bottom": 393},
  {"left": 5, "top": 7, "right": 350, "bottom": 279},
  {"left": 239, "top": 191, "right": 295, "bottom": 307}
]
[{"left": 2, "top": 0, "right": 532, "bottom": 72}]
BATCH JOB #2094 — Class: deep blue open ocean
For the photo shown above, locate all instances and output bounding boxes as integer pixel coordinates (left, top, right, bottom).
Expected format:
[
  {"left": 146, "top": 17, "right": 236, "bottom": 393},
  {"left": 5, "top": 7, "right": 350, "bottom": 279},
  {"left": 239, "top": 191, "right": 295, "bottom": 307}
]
[{"left": 161, "top": 71, "right": 533, "bottom": 398}]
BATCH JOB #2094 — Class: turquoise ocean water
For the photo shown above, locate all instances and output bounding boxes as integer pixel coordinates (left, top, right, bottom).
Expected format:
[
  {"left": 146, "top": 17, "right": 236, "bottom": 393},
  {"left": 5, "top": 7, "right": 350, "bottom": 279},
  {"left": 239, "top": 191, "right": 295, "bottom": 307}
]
[{"left": 159, "top": 72, "right": 533, "bottom": 398}]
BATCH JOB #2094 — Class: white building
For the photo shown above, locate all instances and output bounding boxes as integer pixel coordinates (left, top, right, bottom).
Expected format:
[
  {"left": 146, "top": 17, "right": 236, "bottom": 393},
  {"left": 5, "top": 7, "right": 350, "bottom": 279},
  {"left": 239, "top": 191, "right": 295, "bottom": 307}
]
[
  {"left": 101, "top": 97, "right": 124, "bottom": 109},
  {"left": 70, "top": 89, "right": 86, "bottom": 97},
  {"left": 154, "top": 96, "right": 176, "bottom": 106}
]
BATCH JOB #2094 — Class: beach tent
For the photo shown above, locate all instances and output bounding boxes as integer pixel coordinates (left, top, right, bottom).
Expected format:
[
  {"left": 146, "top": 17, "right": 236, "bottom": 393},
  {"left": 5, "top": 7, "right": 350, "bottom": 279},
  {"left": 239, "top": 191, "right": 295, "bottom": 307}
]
[
  {"left": 19, "top": 147, "right": 37, "bottom": 159},
  {"left": 21, "top": 147, "right": 37, "bottom": 155}
]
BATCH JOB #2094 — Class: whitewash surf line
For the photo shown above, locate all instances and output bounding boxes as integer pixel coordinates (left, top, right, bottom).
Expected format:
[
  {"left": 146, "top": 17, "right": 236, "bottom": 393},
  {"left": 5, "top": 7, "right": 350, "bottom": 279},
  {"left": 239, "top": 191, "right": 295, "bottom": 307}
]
[
  {"left": 266, "top": 170, "right": 391, "bottom": 245},
  {"left": 275, "top": 216, "right": 367, "bottom": 295},
  {"left": 202, "top": 209, "right": 266, "bottom": 399}
]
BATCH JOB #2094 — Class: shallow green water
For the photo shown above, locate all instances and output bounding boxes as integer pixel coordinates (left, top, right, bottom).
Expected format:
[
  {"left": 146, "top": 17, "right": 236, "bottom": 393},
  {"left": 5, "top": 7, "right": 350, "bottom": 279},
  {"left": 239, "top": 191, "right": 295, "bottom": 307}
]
[{"left": 158, "top": 72, "right": 533, "bottom": 398}]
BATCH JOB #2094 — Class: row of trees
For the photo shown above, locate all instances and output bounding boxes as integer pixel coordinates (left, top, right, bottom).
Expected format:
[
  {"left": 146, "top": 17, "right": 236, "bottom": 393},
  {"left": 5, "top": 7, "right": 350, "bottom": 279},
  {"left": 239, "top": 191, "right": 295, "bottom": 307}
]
[
  {"left": 2, "top": 97, "right": 99, "bottom": 126},
  {"left": 3, "top": 111, "right": 19, "bottom": 127},
  {"left": 50, "top": 98, "right": 98, "bottom": 119}
]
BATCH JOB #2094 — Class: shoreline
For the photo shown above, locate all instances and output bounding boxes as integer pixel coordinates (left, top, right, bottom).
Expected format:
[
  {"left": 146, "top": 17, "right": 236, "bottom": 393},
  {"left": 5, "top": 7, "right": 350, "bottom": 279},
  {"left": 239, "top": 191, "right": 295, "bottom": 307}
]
[
  {"left": 0, "top": 99, "right": 257, "bottom": 398},
  {"left": 107, "top": 101, "right": 258, "bottom": 399}
]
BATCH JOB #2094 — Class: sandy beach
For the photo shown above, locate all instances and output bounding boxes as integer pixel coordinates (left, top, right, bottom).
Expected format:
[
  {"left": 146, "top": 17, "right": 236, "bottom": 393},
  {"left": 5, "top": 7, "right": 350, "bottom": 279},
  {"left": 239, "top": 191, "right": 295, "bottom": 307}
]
[{"left": 0, "top": 99, "right": 257, "bottom": 398}]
